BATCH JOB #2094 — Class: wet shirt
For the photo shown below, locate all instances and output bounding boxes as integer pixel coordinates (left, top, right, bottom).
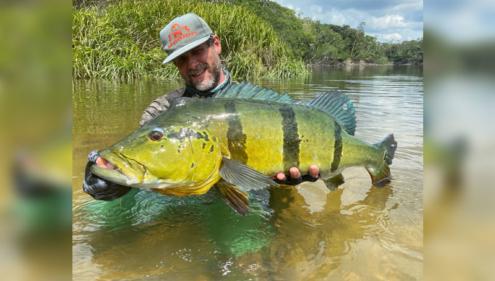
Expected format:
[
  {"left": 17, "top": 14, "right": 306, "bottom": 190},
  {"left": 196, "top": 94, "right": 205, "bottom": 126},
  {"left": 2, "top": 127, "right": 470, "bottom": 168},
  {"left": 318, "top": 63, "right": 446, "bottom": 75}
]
[{"left": 139, "top": 68, "right": 232, "bottom": 126}]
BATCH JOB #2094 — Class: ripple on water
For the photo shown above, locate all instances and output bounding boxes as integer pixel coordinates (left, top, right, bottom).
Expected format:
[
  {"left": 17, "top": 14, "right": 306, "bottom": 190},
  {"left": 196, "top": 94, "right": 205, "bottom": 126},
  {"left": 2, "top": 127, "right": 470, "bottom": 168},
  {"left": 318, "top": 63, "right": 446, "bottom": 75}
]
[
  {"left": 73, "top": 67, "right": 423, "bottom": 280},
  {"left": 74, "top": 189, "right": 214, "bottom": 233}
]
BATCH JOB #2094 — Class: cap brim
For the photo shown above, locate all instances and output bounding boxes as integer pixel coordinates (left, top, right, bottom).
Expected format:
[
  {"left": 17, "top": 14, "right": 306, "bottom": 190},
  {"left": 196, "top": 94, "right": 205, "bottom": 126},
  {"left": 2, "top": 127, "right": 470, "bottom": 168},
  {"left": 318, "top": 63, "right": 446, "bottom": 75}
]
[{"left": 162, "top": 35, "right": 211, "bottom": 64}]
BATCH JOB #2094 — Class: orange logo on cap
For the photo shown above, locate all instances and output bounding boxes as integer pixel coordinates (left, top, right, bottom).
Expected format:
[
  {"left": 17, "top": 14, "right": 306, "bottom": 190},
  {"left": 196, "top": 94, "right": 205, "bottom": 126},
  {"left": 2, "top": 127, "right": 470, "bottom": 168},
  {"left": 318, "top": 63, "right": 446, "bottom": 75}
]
[{"left": 167, "top": 23, "right": 198, "bottom": 48}]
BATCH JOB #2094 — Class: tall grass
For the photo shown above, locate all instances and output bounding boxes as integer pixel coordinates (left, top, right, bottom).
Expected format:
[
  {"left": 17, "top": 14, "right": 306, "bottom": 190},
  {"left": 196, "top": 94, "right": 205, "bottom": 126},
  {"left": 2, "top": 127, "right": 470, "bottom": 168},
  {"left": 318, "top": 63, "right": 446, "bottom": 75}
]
[{"left": 72, "top": 0, "right": 308, "bottom": 81}]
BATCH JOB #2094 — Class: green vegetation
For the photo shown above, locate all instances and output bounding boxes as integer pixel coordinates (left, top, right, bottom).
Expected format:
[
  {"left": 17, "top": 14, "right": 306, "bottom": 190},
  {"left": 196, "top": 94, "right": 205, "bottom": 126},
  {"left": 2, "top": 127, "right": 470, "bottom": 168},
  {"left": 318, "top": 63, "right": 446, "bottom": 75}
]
[
  {"left": 384, "top": 39, "right": 423, "bottom": 65},
  {"left": 72, "top": 0, "right": 307, "bottom": 81},
  {"left": 227, "top": 0, "right": 422, "bottom": 65},
  {"left": 72, "top": 0, "right": 422, "bottom": 81}
]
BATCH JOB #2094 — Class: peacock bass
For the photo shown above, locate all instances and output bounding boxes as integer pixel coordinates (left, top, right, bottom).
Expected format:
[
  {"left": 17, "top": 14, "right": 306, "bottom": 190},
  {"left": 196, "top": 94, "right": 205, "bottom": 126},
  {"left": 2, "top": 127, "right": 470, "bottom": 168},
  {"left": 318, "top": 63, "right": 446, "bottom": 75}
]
[{"left": 90, "top": 83, "right": 397, "bottom": 214}]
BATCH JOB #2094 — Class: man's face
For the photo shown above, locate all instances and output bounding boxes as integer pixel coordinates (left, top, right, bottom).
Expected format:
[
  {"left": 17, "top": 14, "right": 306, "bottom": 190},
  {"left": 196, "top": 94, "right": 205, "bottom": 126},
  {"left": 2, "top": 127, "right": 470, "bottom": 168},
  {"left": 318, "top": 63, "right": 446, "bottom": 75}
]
[{"left": 173, "top": 35, "right": 222, "bottom": 91}]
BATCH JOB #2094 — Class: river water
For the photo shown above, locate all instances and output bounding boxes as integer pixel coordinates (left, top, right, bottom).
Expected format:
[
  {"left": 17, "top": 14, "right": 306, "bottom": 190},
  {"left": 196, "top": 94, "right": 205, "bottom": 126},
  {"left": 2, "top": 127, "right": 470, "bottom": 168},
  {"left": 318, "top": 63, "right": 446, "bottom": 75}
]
[{"left": 73, "top": 65, "right": 423, "bottom": 280}]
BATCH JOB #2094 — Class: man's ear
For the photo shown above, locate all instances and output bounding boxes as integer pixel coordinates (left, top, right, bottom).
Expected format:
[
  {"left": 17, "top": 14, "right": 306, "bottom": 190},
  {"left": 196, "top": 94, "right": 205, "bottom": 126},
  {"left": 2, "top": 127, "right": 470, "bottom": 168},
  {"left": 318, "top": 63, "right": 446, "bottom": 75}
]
[{"left": 212, "top": 34, "right": 222, "bottom": 55}]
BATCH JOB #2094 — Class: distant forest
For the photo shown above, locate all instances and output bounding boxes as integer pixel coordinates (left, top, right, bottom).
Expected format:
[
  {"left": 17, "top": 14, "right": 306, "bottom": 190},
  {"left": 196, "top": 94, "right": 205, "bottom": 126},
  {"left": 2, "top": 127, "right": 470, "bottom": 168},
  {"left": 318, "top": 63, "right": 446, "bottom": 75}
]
[
  {"left": 227, "top": 0, "right": 423, "bottom": 65},
  {"left": 73, "top": 0, "right": 422, "bottom": 81}
]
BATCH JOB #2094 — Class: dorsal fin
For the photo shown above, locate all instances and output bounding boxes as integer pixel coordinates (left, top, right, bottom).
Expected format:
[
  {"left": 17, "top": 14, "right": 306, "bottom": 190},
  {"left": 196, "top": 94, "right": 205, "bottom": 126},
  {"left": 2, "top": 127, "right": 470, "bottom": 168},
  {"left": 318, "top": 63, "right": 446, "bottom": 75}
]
[
  {"left": 307, "top": 91, "right": 356, "bottom": 135},
  {"left": 215, "top": 82, "right": 293, "bottom": 103},
  {"left": 217, "top": 82, "right": 356, "bottom": 135}
]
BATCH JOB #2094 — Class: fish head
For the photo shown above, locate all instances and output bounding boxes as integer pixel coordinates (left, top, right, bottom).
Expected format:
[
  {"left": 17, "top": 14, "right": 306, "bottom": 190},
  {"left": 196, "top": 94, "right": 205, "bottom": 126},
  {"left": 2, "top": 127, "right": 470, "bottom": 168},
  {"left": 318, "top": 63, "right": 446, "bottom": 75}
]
[{"left": 91, "top": 125, "right": 223, "bottom": 191}]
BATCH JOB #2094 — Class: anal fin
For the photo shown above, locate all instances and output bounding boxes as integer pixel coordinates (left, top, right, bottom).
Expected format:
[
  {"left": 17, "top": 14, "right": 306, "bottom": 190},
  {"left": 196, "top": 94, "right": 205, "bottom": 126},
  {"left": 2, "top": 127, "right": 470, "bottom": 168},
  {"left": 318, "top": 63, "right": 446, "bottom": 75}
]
[
  {"left": 366, "top": 164, "right": 391, "bottom": 187},
  {"left": 216, "top": 181, "right": 249, "bottom": 215},
  {"left": 323, "top": 173, "right": 345, "bottom": 191}
]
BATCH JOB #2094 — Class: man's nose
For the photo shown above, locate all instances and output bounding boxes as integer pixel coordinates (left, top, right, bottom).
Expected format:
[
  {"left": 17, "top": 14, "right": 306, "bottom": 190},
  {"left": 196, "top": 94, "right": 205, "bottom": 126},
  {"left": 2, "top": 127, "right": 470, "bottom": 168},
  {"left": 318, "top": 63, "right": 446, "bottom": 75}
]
[{"left": 182, "top": 53, "right": 201, "bottom": 69}]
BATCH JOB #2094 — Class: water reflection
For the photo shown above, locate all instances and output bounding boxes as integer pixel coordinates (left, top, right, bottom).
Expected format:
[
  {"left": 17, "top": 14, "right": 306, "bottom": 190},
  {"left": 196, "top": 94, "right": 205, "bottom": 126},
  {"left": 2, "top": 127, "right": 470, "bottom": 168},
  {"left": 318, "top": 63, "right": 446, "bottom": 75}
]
[
  {"left": 73, "top": 65, "right": 423, "bottom": 280},
  {"left": 264, "top": 181, "right": 394, "bottom": 280}
]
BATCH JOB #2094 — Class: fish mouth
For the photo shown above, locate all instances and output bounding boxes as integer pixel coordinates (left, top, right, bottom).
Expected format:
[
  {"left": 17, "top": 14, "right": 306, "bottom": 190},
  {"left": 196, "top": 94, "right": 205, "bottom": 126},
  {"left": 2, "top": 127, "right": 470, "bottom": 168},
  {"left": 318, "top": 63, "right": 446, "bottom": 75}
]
[
  {"left": 90, "top": 164, "right": 135, "bottom": 187},
  {"left": 90, "top": 151, "right": 145, "bottom": 187},
  {"left": 90, "top": 151, "right": 179, "bottom": 189}
]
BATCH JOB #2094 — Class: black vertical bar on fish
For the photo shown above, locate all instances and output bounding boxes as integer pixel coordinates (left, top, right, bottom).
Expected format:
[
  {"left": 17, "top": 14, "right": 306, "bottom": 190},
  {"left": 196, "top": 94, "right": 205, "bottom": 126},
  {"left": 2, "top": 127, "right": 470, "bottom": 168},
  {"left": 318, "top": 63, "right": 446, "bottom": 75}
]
[
  {"left": 331, "top": 121, "right": 342, "bottom": 172},
  {"left": 279, "top": 105, "right": 301, "bottom": 171},
  {"left": 224, "top": 101, "right": 248, "bottom": 163}
]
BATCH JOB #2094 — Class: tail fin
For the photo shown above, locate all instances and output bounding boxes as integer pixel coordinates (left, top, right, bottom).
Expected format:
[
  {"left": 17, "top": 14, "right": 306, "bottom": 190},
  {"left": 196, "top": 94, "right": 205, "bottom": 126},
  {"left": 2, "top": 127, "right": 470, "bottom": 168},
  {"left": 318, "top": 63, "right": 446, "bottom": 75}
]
[
  {"left": 378, "top": 134, "right": 397, "bottom": 165},
  {"left": 366, "top": 134, "right": 397, "bottom": 187}
]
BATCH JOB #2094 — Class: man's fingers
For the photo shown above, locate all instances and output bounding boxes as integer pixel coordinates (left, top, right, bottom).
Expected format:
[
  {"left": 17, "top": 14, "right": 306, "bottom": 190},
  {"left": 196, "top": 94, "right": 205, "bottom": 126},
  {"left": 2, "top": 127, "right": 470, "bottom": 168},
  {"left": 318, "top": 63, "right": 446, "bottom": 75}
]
[
  {"left": 308, "top": 165, "right": 319, "bottom": 178},
  {"left": 289, "top": 167, "right": 301, "bottom": 179},
  {"left": 276, "top": 172, "right": 286, "bottom": 181},
  {"left": 274, "top": 166, "right": 319, "bottom": 185}
]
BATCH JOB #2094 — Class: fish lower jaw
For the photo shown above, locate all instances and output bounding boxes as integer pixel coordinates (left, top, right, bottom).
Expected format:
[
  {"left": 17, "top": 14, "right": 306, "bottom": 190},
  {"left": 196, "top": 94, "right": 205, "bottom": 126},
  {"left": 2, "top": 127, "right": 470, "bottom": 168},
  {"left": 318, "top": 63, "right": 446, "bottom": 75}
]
[
  {"left": 151, "top": 175, "right": 221, "bottom": 196},
  {"left": 132, "top": 180, "right": 182, "bottom": 190}
]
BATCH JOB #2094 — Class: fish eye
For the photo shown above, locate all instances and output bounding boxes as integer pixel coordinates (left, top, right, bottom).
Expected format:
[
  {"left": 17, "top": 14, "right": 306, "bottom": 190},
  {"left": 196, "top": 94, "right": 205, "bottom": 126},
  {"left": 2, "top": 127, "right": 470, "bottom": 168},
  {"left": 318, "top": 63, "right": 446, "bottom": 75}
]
[{"left": 148, "top": 128, "right": 164, "bottom": 141}]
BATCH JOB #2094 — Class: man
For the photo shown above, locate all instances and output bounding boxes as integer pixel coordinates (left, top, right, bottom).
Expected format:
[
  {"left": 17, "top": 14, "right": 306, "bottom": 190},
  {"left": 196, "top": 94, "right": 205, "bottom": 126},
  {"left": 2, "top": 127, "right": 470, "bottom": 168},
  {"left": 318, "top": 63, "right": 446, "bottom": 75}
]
[{"left": 83, "top": 13, "right": 319, "bottom": 200}]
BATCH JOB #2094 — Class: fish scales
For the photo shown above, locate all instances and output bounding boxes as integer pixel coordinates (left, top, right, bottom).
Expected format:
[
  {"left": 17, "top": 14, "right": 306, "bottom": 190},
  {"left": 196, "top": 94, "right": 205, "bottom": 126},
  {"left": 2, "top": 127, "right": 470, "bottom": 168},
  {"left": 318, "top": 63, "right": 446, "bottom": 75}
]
[
  {"left": 89, "top": 83, "right": 397, "bottom": 214},
  {"left": 187, "top": 99, "right": 342, "bottom": 175}
]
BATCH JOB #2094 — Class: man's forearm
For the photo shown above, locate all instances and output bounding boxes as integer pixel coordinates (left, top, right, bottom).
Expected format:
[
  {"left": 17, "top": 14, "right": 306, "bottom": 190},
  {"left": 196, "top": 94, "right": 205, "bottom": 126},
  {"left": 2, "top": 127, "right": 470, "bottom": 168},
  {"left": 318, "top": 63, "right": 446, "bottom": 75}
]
[
  {"left": 139, "top": 88, "right": 185, "bottom": 126},
  {"left": 139, "top": 95, "right": 171, "bottom": 126}
]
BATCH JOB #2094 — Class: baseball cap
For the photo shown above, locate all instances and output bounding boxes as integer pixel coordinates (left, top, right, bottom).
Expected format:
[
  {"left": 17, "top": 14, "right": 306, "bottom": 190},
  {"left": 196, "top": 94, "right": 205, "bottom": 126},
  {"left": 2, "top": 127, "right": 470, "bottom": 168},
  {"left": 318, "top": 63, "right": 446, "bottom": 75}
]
[{"left": 159, "top": 13, "right": 213, "bottom": 64}]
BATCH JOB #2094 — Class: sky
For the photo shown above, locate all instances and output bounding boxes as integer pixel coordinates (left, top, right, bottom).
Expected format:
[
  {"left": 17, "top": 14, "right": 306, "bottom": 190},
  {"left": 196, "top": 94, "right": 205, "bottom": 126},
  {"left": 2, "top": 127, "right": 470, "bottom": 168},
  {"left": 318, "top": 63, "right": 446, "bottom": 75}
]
[
  {"left": 425, "top": 0, "right": 495, "bottom": 43},
  {"left": 272, "top": 0, "right": 423, "bottom": 43}
]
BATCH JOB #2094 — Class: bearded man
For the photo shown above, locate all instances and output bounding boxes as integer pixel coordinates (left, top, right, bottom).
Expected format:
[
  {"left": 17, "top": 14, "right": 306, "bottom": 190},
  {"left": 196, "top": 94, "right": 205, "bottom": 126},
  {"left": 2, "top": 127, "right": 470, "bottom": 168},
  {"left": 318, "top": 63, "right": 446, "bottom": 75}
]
[{"left": 83, "top": 13, "right": 319, "bottom": 200}]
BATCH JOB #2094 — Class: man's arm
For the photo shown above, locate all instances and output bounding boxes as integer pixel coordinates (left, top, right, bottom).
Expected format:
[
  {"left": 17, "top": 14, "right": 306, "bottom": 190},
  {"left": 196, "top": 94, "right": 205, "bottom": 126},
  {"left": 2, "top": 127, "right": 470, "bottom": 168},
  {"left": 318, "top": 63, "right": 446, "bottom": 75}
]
[
  {"left": 139, "top": 88, "right": 184, "bottom": 126},
  {"left": 139, "top": 95, "right": 171, "bottom": 126}
]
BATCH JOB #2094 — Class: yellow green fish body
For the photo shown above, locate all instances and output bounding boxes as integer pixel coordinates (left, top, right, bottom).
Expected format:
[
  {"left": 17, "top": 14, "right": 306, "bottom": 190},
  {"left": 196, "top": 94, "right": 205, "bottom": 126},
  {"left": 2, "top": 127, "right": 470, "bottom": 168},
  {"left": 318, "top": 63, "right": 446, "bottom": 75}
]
[{"left": 91, "top": 83, "right": 397, "bottom": 214}]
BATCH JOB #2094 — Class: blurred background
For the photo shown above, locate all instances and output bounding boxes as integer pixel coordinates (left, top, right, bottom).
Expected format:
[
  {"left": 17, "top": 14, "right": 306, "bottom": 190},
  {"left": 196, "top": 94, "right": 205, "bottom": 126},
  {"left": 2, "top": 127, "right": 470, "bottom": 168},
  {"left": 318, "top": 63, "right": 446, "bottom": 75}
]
[
  {"left": 0, "top": 0, "right": 72, "bottom": 280},
  {"left": 0, "top": 0, "right": 494, "bottom": 280},
  {"left": 424, "top": 0, "right": 495, "bottom": 280}
]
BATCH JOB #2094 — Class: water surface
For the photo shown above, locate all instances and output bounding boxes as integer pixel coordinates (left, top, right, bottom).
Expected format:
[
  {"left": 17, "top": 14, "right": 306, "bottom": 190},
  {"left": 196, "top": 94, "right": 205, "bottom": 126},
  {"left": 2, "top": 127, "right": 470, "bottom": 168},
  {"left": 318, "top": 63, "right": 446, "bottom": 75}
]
[{"left": 73, "top": 65, "right": 423, "bottom": 280}]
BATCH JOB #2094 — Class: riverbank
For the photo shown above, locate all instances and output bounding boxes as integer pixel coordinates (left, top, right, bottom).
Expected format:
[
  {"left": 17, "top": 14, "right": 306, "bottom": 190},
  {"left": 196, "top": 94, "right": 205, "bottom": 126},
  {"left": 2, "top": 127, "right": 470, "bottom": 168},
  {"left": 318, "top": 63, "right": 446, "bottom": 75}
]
[
  {"left": 308, "top": 60, "right": 423, "bottom": 67},
  {"left": 72, "top": 0, "right": 308, "bottom": 81},
  {"left": 72, "top": 0, "right": 423, "bottom": 82}
]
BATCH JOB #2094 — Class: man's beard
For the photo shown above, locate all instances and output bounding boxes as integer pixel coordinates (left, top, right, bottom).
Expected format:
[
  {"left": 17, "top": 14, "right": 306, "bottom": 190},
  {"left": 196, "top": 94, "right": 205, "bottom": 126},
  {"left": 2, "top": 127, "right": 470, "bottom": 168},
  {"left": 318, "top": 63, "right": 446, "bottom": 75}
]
[{"left": 185, "top": 58, "right": 222, "bottom": 92}]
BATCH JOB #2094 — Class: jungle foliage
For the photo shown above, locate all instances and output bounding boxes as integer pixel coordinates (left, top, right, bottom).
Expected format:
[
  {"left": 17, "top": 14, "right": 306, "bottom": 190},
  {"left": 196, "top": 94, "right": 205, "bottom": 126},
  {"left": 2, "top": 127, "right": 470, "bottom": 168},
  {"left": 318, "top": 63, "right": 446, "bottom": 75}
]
[
  {"left": 73, "top": 0, "right": 308, "bottom": 80},
  {"left": 73, "top": 0, "right": 422, "bottom": 81},
  {"left": 226, "top": 0, "right": 422, "bottom": 65}
]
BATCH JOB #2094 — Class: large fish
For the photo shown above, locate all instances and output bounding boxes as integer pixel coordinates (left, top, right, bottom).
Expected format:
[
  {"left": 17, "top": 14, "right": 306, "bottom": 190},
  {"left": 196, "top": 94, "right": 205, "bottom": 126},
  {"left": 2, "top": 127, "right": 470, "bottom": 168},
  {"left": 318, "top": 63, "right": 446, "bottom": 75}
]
[{"left": 90, "top": 83, "right": 397, "bottom": 214}]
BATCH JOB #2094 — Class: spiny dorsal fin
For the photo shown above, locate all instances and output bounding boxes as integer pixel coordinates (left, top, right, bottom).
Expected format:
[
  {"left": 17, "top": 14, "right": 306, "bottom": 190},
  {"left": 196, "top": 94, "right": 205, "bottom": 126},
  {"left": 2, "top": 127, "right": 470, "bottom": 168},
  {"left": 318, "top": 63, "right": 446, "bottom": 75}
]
[
  {"left": 307, "top": 91, "right": 356, "bottom": 135},
  {"left": 218, "top": 83, "right": 356, "bottom": 135},
  {"left": 216, "top": 82, "right": 293, "bottom": 104}
]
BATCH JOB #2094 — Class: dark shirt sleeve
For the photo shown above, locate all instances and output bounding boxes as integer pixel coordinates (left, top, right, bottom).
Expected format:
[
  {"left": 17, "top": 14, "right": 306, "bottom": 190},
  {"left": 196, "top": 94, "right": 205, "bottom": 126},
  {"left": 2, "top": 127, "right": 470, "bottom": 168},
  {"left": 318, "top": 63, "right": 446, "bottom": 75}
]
[{"left": 139, "top": 88, "right": 185, "bottom": 126}]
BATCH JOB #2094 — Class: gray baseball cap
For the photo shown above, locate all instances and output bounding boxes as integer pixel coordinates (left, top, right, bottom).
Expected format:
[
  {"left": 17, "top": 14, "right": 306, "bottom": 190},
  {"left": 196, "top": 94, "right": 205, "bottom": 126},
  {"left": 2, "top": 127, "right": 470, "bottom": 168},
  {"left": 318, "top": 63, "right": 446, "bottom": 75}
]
[{"left": 159, "top": 13, "right": 213, "bottom": 64}]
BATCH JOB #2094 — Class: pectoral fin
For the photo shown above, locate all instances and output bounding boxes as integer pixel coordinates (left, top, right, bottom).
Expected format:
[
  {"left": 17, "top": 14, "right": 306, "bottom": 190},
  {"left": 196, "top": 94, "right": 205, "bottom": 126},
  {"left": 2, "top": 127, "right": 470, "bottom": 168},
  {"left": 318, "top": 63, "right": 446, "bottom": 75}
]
[
  {"left": 220, "top": 157, "right": 278, "bottom": 192},
  {"left": 216, "top": 181, "right": 249, "bottom": 215}
]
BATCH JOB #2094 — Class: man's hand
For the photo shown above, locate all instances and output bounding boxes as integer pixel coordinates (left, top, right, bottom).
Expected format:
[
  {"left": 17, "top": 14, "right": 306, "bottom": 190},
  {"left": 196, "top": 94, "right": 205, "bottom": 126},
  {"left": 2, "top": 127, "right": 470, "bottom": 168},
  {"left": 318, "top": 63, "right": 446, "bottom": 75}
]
[
  {"left": 274, "top": 164, "right": 320, "bottom": 185},
  {"left": 82, "top": 151, "right": 131, "bottom": 200}
]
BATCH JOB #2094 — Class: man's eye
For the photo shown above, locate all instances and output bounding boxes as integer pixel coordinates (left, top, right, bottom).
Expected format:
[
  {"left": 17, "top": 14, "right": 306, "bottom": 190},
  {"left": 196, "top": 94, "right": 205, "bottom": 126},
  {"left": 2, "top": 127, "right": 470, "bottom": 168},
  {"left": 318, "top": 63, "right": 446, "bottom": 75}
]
[
  {"left": 192, "top": 45, "right": 207, "bottom": 55},
  {"left": 174, "top": 56, "right": 185, "bottom": 65}
]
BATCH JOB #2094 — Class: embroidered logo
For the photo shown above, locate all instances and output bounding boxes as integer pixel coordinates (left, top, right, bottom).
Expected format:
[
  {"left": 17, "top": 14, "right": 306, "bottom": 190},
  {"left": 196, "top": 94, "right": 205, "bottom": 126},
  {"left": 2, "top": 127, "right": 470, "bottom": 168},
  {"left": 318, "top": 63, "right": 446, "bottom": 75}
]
[{"left": 167, "top": 23, "right": 198, "bottom": 48}]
